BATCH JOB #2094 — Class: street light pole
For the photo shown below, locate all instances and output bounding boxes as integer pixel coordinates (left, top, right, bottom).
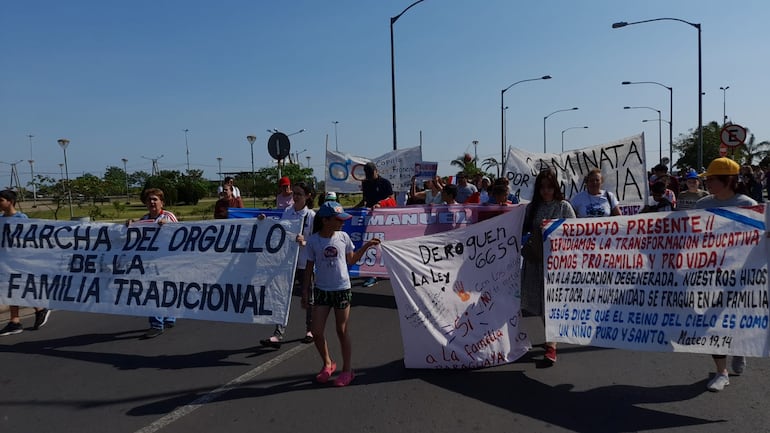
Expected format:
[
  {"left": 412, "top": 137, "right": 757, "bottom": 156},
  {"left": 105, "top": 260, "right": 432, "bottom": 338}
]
[
  {"left": 720, "top": 86, "right": 729, "bottom": 124},
  {"left": 543, "top": 107, "right": 579, "bottom": 153},
  {"left": 501, "top": 75, "right": 551, "bottom": 164},
  {"left": 246, "top": 135, "right": 256, "bottom": 207},
  {"left": 121, "top": 158, "right": 130, "bottom": 204},
  {"left": 390, "top": 0, "right": 426, "bottom": 151},
  {"left": 625, "top": 106, "right": 662, "bottom": 165},
  {"left": 27, "top": 134, "right": 36, "bottom": 206},
  {"left": 561, "top": 126, "right": 589, "bottom": 153},
  {"left": 216, "top": 157, "right": 223, "bottom": 184},
  {"left": 613, "top": 17, "right": 702, "bottom": 170},
  {"left": 622, "top": 81, "right": 673, "bottom": 171},
  {"left": 57, "top": 138, "right": 74, "bottom": 219},
  {"left": 332, "top": 121, "right": 340, "bottom": 151},
  {"left": 183, "top": 128, "right": 190, "bottom": 172}
]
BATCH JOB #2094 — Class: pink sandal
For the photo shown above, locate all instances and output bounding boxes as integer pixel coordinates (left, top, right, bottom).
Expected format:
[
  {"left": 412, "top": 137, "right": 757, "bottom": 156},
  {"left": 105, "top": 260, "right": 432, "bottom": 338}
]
[
  {"left": 334, "top": 370, "right": 355, "bottom": 387},
  {"left": 316, "top": 362, "right": 336, "bottom": 383}
]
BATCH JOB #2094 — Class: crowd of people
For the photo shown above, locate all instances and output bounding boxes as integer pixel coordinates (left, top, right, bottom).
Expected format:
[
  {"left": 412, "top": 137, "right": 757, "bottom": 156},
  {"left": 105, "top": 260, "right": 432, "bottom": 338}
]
[{"left": 1, "top": 156, "right": 765, "bottom": 391}]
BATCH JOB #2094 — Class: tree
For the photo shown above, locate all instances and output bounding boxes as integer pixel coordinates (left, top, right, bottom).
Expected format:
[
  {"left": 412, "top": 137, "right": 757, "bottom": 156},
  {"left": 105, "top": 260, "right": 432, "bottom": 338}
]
[
  {"left": 103, "top": 166, "right": 128, "bottom": 196},
  {"left": 673, "top": 121, "right": 722, "bottom": 172},
  {"left": 740, "top": 134, "right": 770, "bottom": 166},
  {"left": 481, "top": 157, "right": 500, "bottom": 178}
]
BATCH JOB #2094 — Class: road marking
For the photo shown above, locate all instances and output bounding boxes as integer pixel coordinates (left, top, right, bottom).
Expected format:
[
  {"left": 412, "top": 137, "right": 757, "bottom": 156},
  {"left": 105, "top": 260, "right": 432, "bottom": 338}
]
[{"left": 134, "top": 343, "right": 312, "bottom": 433}]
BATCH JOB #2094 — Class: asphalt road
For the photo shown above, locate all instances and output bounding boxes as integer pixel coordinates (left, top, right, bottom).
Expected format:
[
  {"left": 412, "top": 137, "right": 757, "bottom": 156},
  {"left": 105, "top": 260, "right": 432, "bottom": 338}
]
[{"left": 1, "top": 279, "right": 769, "bottom": 433}]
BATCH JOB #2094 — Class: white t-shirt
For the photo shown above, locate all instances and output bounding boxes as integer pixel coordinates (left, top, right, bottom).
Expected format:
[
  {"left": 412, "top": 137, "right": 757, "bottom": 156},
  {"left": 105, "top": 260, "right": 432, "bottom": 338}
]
[
  {"left": 281, "top": 206, "right": 315, "bottom": 270},
  {"left": 217, "top": 185, "right": 241, "bottom": 198},
  {"left": 306, "top": 231, "right": 354, "bottom": 291},
  {"left": 571, "top": 190, "right": 618, "bottom": 218}
]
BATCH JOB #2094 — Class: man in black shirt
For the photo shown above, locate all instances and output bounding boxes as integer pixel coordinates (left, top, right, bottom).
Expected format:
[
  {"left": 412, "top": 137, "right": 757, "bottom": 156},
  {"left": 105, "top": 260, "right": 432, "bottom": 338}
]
[
  {"left": 355, "top": 162, "right": 393, "bottom": 287},
  {"left": 356, "top": 162, "right": 394, "bottom": 208}
]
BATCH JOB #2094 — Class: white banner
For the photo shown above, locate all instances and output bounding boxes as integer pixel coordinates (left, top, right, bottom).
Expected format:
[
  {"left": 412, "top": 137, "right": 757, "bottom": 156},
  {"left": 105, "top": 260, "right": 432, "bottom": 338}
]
[
  {"left": 503, "top": 133, "right": 648, "bottom": 207},
  {"left": 544, "top": 205, "right": 770, "bottom": 356},
  {"left": 382, "top": 209, "right": 531, "bottom": 369},
  {"left": 325, "top": 146, "right": 422, "bottom": 194},
  {"left": 0, "top": 218, "right": 301, "bottom": 324}
]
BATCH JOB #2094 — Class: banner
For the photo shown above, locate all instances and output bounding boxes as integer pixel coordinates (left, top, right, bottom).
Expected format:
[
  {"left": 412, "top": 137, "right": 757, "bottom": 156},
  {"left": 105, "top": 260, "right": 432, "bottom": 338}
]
[
  {"left": 231, "top": 205, "right": 517, "bottom": 278},
  {"left": 415, "top": 161, "right": 438, "bottom": 181},
  {"left": 503, "top": 133, "right": 648, "bottom": 207},
  {"left": 382, "top": 209, "right": 531, "bottom": 369},
  {"left": 0, "top": 218, "right": 301, "bottom": 325},
  {"left": 544, "top": 205, "right": 770, "bottom": 356},
  {"left": 325, "top": 146, "right": 422, "bottom": 194}
]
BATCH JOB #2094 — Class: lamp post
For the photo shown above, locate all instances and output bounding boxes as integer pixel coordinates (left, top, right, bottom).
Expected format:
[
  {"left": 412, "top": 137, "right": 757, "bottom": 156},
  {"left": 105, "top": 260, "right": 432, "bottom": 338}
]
[
  {"left": 246, "top": 135, "right": 256, "bottom": 207},
  {"left": 28, "top": 159, "right": 36, "bottom": 207},
  {"left": 561, "top": 126, "right": 589, "bottom": 153},
  {"left": 543, "top": 107, "right": 578, "bottom": 153},
  {"left": 57, "top": 138, "right": 74, "bottom": 219},
  {"left": 306, "top": 155, "right": 311, "bottom": 171},
  {"left": 390, "top": 0, "right": 426, "bottom": 151},
  {"left": 719, "top": 86, "right": 729, "bottom": 124},
  {"left": 501, "top": 75, "right": 551, "bottom": 164},
  {"left": 121, "top": 158, "right": 130, "bottom": 204},
  {"left": 216, "top": 157, "right": 223, "bottom": 184},
  {"left": 332, "top": 121, "right": 340, "bottom": 151},
  {"left": 625, "top": 106, "right": 662, "bottom": 165},
  {"left": 613, "top": 17, "right": 702, "bottom": 170},
  {"left": 28, "top": 134, "right": 36, "bottom": 206},
  {"left": 183, "top": 128, "right": 190, "bottom": 172},
  {"left": 622, "top": 81, "right": 673, "bottom": 171}
]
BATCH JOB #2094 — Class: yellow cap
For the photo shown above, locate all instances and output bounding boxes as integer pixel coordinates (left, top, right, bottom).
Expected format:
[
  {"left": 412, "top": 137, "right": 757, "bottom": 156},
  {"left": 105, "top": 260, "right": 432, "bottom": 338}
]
[{"left": 705, "top": 157, "right": 739, "bottom": 177}]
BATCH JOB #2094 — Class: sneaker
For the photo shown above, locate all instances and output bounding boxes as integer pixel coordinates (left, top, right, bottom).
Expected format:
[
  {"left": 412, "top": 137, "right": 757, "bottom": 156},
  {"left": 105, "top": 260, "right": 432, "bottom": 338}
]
[
  {"left": 362, "top": 277, "right": 377, "bottom": 288},
  {"left": 33, "top": 309, "right": 51, "bottom": 330},
  {"left": 707, "top": 373, "right": 730, "bottom": 392},
  {"left": 544, "top": 345, "right": 557, "bottom": 363},
  {"left": 316, "top": 362, "right": 337, "bottom": 383},
  {"left": 0, "top": 322, "right": 23, "bottom": 336},
  {"left": 334, "top": 370, "right": 355, "bottom": 387},
  {"left": 143, "top": 328, "right": 164, "bottom": 339},
  {"left": 731, "top": 356, "right": 747, "bottom": 375}
]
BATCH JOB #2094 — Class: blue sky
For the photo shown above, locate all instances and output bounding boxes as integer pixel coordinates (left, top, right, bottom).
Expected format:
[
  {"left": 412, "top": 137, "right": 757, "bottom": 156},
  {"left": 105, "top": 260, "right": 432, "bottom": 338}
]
[{"left": 2, "top": 0, "right": 768, "bottom": 185}]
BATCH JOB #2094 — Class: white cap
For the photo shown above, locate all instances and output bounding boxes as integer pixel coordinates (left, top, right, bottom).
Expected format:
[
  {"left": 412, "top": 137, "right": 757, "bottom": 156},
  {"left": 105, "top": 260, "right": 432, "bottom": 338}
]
[{"left": 324, "top": 191, "right": 337, "bottom": 201}]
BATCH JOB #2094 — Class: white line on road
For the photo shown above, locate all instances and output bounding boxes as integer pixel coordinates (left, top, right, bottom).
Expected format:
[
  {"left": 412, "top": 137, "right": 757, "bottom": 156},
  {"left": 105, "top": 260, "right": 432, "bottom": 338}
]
[{"left": 134, "top": 343, "right": 312, "bottom": 433}]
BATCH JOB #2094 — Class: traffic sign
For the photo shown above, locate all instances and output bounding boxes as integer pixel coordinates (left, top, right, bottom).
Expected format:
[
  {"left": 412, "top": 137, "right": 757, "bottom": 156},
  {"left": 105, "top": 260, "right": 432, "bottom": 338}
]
[
  {"left": 267, "top": 132, "right": 291, "bottom": 160},
  {"left": 721, "top": 124, "right": 747, "bottom": 148},
  {"left": 719, "top": 143, "right": 728, "bottom": 157}
]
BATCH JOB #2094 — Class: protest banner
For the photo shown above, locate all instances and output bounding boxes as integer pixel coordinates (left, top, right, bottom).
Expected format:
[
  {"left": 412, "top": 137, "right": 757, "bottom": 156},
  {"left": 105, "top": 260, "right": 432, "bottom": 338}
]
[
  {"left": 414, "top": 161, "right": 438, "bottom": 181},
  {"left": 0, "top": 218, "right": 301, "bottom": 325},
  {"left": 325, "top": 146, "right": 422, "bottom": 193},
  {"left": 544, "top": 205, "right": 770, "bottom": 356},
  {"left": 503, "top": 133, "right": 648, "bottom": 207},
  {"left": 382, "top": 209, "right": 531, "bottom": 369},
  {"left": 231, "top": 205, "right": 518, "bottom": 278}
]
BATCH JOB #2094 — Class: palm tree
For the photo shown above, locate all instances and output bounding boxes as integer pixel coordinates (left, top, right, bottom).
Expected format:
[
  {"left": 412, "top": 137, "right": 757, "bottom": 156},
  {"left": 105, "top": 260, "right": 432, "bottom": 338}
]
[
  {"left": 742, "top": 133, "right": 770, "bottom": 166},
  {"left": 481, "top": 157, "right": 500, "bottom": 177}
]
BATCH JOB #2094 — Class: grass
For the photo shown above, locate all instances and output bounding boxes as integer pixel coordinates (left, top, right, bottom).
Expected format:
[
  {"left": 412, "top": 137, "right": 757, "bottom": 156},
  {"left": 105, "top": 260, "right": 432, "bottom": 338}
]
[{"left": 16, "top": 193, "right": 364, "bottom": 223}]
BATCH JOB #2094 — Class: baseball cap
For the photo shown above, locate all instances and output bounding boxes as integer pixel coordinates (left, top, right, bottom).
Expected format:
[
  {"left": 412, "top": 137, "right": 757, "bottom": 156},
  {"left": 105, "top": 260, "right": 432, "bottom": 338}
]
[
  {"left": 279, "top": 176, "right": 291, "bottom": 186},
  {"left": 705, "top": 157, "right": 739, "bottom": 177},
  {"left": 685, "top": 169, "right": 699, "bottom": 180},
  {"left": 324, "top": 191, "right": 337, "bottom": 201},
  {"left": 317, "top": 201, "right": 352, "bottom": 220}
]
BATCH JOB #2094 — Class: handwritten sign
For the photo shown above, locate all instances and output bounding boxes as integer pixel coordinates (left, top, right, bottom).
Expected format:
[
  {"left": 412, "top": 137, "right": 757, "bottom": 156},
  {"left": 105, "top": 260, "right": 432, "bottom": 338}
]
[
  {"left": 544, "top": 205, "right": 770, "bottom": 356},
  {"left": 503, "top": 133, "right": 648, "bottom": 206},
  {"left": 0, "top": 218, "right": 301, "bottom": 324},
  {"left": 382, "top": 209, "right": 531, "bottom": 369}
]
